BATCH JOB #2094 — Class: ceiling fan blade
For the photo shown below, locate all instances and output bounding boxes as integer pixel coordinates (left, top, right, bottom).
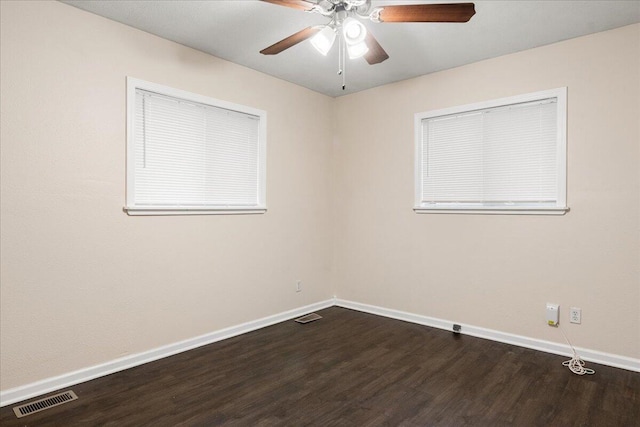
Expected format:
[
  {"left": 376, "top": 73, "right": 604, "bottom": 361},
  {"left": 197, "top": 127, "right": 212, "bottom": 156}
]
[
  {"left": 260, "top": 26, "right": 322, "bottom": 55},
  {"left": 364, "top": 32, "right": 389, "bottom": 65},
  {"left": 261, "top": 0, "right": 316, "bottom": 12},
  {"left": 377, "top": 3, "right": 476, "bottom": 23}
]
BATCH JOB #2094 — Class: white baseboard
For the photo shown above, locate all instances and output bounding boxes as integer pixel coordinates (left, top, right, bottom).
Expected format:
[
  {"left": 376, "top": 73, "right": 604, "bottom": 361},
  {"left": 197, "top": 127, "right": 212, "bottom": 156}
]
[
  {"left": 0, "top": 299, "right": 334, "bottom": 408},
  {"left": 3, "top": 297, "right": 638, "bottom": 408},
  {"left": 335, "top": 298, "right": 640, "bottom": 373}
]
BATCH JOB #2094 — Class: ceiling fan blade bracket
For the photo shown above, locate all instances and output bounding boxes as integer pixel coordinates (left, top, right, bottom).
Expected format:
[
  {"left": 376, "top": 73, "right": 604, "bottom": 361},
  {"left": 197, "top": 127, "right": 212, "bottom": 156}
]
[
  {"left": 307, "top": 2, "right": 335, "bottom": 16},
  {"left": 261, "top": 0, "right": 335, "bottom": 16},
  {"left": 368, "top": 7, "right": 383, "bottom": 23}
]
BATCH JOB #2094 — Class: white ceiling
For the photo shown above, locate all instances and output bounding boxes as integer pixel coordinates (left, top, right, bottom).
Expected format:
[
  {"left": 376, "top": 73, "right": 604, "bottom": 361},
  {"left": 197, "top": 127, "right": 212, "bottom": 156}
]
[{"left": 62, "top": 0, "right": 640, "bottom": 97}]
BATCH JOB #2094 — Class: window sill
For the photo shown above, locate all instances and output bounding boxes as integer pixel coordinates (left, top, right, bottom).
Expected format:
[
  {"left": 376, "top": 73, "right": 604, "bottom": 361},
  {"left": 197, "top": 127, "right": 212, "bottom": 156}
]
[
  {"left": 124, "top": 207, "right": 267, "bottom": 216},
  {"left": 413, "top": 207, "right": 569, "bottom": 216}
]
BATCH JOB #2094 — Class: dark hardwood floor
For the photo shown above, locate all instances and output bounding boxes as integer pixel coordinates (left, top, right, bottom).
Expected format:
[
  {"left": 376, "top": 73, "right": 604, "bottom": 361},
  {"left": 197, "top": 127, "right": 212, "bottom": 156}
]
[{"left": 2, "top": 307, "right": 639, "bottom": 426}]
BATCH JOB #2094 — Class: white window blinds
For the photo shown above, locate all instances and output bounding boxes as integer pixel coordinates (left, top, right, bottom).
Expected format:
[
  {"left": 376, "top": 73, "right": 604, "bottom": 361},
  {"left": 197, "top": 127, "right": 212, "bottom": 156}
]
[
  {"left": 125, "top": 79, "right": 266, "bottom": 215},
  {"left": 415, "top": 88, "right": 567, "bottom": 214}
]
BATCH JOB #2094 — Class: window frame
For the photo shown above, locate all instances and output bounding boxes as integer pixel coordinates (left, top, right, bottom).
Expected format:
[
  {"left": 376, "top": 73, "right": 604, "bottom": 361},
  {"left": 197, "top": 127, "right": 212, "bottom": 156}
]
[
  {"left": 414, "top": 87, "right": 569, "bottom": 215},
  {"left": 124, "top": 77, "right": 267, "bottom": 216}
]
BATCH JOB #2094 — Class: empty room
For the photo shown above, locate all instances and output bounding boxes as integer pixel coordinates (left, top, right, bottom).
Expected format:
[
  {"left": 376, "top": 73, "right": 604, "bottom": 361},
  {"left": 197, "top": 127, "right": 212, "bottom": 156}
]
[{"left": 1, "top": 0, "right": 639, "bottom": 425}]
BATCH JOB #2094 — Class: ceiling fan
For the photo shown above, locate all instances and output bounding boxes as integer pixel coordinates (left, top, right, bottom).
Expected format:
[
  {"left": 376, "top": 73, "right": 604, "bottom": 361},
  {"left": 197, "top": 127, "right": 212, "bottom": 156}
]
[{"left": 260, "top": 0, "right": 476, "bottom": 66}]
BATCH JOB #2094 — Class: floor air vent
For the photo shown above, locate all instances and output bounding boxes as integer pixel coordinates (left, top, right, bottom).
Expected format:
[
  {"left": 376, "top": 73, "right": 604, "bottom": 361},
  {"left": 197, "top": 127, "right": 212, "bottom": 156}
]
[
  {"left": 295, "top": 313, "right": 322, "bottom": 324},
  {"left": 13, "top": 390, "right": 78, "bottom": 418}
]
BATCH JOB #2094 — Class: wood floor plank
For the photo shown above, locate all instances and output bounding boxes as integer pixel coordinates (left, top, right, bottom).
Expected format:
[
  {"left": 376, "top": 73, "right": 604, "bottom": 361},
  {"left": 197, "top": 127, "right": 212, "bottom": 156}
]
[{"left": 1, "top": 307, "right": 638, "bottom": 426}]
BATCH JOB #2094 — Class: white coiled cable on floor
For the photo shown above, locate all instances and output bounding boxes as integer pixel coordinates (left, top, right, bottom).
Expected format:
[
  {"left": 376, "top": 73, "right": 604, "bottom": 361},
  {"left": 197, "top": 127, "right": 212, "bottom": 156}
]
[{"left": 559, "top": 326, "right": 595, "bottom": 375}]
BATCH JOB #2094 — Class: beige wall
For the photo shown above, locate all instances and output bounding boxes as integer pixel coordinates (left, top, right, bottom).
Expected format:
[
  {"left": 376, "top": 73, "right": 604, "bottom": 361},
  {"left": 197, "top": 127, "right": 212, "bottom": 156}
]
[
  {"left": 1, "top": 1, "right": 638, "bottom": 394},
  {"left": 0, "top": 1, "right": 334, "bottom": 390},
  {"left": 332, "top": 23, "right": 640, "bottom": 359}
]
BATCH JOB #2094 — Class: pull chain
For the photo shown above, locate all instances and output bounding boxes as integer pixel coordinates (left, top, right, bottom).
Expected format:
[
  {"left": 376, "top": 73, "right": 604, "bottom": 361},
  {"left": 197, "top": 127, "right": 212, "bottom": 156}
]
[
  {"left": 337, "top": 35, "right": 343, "bottom": 79},
  {"left": 342, "top": 36, "right": 346, "bottom": 90},
  {"left": 337, "top": 35, "right": 346, "bottom": 90}
]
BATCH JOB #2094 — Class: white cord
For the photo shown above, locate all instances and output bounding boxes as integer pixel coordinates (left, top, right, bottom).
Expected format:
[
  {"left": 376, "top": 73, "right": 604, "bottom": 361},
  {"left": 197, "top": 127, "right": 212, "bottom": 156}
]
[{"left": 558, "top": 325, "right": 595, "bottom": 375}]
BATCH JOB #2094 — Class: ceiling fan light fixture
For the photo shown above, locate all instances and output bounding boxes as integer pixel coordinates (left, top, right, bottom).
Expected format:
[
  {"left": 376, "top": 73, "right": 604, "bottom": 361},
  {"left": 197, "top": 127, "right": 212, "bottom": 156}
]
[
  {"left": 310, "top": 25, "right": 336, "bottom": 55},
  {"left": 342, "top": 17, "right": 367, "bottom": 45},
  {"left": 346, "top": 40, "right": 369, "bottom": 59}
]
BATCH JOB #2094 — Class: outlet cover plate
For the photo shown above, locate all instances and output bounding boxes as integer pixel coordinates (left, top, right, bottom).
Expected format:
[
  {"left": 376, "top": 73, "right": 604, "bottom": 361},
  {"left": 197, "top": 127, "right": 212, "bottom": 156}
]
[{"left": 570, "top": 307, "right": 581, "bottom": 324}]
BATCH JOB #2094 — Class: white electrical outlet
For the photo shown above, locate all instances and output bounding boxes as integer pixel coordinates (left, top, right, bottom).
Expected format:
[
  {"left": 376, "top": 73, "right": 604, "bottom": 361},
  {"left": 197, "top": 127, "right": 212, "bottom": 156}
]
[
  {"left": 296, "top": 280, "right": 302, "bottom": 293},
  {"left": 546, "top": 303, "right": 559, "bottom": 326},
  {"left": 570, "top": 307, "right": 581, "bottom": 324}
]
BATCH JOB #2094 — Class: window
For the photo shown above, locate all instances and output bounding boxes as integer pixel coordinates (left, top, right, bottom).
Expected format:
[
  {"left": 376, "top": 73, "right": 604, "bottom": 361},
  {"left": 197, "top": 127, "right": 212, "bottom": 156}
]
[
  {"left": 414, "top": 88, "right": 568, "bottom": 215},
  {"left": 125, "top": 78, "right": 266, "bottom": 215}
]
